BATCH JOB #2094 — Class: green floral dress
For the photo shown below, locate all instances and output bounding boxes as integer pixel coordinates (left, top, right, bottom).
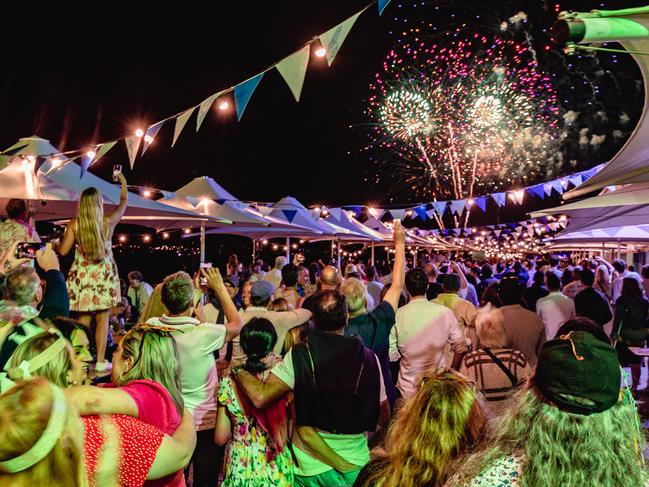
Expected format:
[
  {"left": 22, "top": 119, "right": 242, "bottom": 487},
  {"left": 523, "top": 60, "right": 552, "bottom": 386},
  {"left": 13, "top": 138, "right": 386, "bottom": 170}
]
[{"left": 218, "top": 376, "right": 294, "bottom": 486}]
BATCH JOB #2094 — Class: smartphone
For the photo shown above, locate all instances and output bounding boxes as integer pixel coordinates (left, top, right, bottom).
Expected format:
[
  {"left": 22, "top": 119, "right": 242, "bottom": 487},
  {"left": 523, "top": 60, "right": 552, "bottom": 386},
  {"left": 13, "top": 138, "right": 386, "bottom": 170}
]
[
  {"left": 199, "top": 262, "right": 212, "bottom": 286},
  {"left": 15, "top": 242, "right": 45, "bottom": 259},
  {"left": 112, "top": 164, "right": 122, "bottom": 182}
]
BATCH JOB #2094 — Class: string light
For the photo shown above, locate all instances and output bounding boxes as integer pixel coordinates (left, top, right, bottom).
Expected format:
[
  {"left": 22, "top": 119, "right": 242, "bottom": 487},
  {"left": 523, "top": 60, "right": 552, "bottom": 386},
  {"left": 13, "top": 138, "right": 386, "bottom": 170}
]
[
  {"left": 143, "top": 235, "right": 151, "bottom": 242},
  {"left": 183, "top": 228, "right": 191, "bottom": 234},
  {"left": 86, "top": 150, "right": 96, "bottom": 159},
  {"left": 135, "top": 128, "right": 145, "bottom": 137},
  {"left": 218, "top": 100, "right": 230, "bottom": 111},
  {"left": 162, "top": 232, "right": 169, "bottom": 239},
  {"left": 142, "top": 189, "right": 152, "bottom": 198},
  {"left": 119, "top": 235, "right": 127, "bottom": 242}
]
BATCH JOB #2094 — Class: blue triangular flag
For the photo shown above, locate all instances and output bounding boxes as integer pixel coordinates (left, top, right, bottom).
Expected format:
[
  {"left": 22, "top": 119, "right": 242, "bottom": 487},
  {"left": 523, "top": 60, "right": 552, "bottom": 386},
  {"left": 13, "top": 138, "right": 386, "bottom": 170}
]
[
  {"left": 528, "top": 184, "right": 546, "bottom": 200},
  {"left": 378, "top": 0, "right": 391, "bottom": 15},
  {"left": 282, "top": 209, "right": 298, "bottom": 223},
  {"left": 234, "top": 73, "right": 265, "bottom": 121},
  {"left": 142, "top": 121, "right": 164, "bottom": 154},
  {"left": 432, "top": 201, "right": 447, "bottom": 216},
  {"left": 568, "top": 175, "right": 583, "bottom": 187},
  {"left": 474, "top": 197, "right": 488, "bottom": 212},
  {"left": 550, "top": 180, "right": 564, "bottom": 194},
  {"left": 450, "top": 200, "right": 466, "bottom": 215},
  {"left": 413, "top": 204, "right": 427, "bottom": 220},
  {"left": 491, "top": 192, "right": 506, "bottom": 207},
  {"left": 390, "top": 209, "right": 406, "bottom": 220},
  {"left": 80, "top": 155, "right": 93, "bottom": 179}
]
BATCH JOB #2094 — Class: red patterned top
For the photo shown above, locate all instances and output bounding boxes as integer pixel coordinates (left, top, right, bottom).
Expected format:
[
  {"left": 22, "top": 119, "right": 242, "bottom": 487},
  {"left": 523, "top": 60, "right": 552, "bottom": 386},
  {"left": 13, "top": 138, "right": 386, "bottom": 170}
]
[{"left": 82, "top": 414, "right": 164, "bottom": 487}]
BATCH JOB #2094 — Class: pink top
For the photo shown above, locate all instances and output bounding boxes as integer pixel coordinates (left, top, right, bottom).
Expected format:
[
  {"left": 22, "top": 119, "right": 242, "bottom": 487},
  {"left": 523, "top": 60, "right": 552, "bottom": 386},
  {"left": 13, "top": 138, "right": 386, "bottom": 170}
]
[{"left": 102, "top": 380, "right": 183, "bottom": 487}]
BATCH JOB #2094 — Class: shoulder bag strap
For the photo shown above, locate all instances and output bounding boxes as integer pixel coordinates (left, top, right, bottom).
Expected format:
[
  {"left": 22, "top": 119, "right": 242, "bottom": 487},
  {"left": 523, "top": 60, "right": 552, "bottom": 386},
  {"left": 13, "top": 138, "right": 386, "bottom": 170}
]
[{"left": 482, "top": 347, "right": 518, "bottom": 387}]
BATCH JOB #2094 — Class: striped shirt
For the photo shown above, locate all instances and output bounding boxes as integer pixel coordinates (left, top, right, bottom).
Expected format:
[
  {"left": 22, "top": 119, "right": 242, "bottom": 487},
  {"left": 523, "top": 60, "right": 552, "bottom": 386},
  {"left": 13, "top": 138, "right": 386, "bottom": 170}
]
[{"left": 460, "top": 347, "right": 531, "bottom": 415}]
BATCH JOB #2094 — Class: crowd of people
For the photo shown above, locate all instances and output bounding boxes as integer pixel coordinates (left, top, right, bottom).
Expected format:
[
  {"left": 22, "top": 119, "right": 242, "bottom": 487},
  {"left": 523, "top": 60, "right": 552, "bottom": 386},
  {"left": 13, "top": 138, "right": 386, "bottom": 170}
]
[{"left": 0, "top": 180, "right": 647, "bottom": 486}]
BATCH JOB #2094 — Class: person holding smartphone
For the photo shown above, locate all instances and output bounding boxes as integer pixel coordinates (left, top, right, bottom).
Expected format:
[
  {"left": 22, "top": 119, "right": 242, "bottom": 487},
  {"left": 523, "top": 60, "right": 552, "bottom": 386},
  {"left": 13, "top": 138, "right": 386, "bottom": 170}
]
[
  {"left": 0, "top": 198, "right": 41, "bottom": 262},
  {"left": 57, "top": 166, "right": 128, "bottom": 372}
]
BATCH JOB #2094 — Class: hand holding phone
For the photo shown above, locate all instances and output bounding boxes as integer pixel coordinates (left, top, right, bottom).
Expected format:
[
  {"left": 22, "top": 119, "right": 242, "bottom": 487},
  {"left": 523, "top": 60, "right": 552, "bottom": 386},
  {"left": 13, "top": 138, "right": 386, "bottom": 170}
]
[
  {"left": 15, "top": 242, "right": 45, "bottom": 259},
  {"left": 112, "top": 164, "right": 122, "bottom": 182}
]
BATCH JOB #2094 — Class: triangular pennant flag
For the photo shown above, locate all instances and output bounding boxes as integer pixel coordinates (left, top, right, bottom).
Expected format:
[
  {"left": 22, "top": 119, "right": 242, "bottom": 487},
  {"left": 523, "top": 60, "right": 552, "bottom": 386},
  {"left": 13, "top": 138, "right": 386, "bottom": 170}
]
[
  {"left": 319, "top": 11, "right": 362, "bottom": 66},
  {"left": 513, "top": 191, "right": 525, "bottom": 205},
  {"left": 93, "top": 141, "right": 117, "bottom": 164},
  {"left": 426, "top": 209, "right": 436, "bottom": 219},
  {"left": 80, "top": 154, "right": 93, "bottom": 179},
  {"left": 326, "top": 207, "right": 343, "bottom": 221},
  {"left": 34, "top": 156, "right": 47, "bottom": 175},
  {"left": 413, "top": 205, "right": 427, "bottom": 221},
  {"left": 196, "top": 93, "right": 220, "bottom": 131},
  {"left": 491, "top": 192, "right": 506, "bottom": 207},
  {"left": 494, "top": 229, "right": 502, "bottom": 238},
  {"left": 451, "top": 199, "right": 466, "bottom": 215},
  {"left": 378, "top": 0, "right": 391, "bottom": 15},
  {"left": 543, "top": 183, "right": 553, "bottom": 197},
  {"left": 515, "top": 226, "right": 523, "bottom": 233},
  {"left": 549, "top": 222, "right": 559, "bottom": 231},
  {"left": 368, "top": 207, "right": 385, "bottom": 219},
  {"left": 474, "top": 197, "right": 488, "bottom": 212},
  {"left": 568, "top": 175, "right": 583, "bottom": 187},
  {"left": 528, "top": 184, "right": 546, "bottom": 200},
  {"left": 432, "top": 201, "right": 447, "bottom": 215},
  {"left": 390, "top": 209, "right": 406, "bottom": 220},
  {"left": 276, "top": 45, "right": 310, "bottom": 102},
  {"left": 550, "top": 180, "right": 564, "bottom": 194},
  {"left": 173, "top": 107, "right": 195, "bottom": 147},
  {"left": 282, "top": 209, "right": 298, "bottom": 223},
  {"left": 234, "top": 73, "right": 265, "bottom": 121},
  {"left": 535, "top": 227, "right": 543, "bottom": 236},
  {"left": 124, "top": 134, "right": 142, "bottom": 169},
  {"left": 142, "top": 122, "right": 164, "bottom": 154}
]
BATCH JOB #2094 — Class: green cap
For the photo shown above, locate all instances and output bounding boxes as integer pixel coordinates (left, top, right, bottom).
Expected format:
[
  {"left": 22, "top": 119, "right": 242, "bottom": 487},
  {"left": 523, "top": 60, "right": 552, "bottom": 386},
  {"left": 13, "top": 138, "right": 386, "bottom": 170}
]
[{"left": 534, "top": 331, "right": 621, "bottom": 415}]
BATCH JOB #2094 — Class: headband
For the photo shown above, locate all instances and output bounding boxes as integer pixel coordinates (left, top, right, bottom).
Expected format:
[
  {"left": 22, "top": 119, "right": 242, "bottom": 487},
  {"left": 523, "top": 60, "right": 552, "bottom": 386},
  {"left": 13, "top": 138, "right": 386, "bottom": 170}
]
[
  {"left": 14, "top": 328, "right": 67, "bottom": 381},
  {"left": 0, "top": 382, "right": 69, "bottom": 473}
]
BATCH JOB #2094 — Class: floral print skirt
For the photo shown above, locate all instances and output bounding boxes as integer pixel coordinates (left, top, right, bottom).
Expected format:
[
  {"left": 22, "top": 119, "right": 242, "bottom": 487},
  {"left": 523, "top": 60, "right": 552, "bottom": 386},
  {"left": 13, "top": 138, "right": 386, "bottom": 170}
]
[{"left": 67, "top": 249, "right": 121, "bottom": 312}]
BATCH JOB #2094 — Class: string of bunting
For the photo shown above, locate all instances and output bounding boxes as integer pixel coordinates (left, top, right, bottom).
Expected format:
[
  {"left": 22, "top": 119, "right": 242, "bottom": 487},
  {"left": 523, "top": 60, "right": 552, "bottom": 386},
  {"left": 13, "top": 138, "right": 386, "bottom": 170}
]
[{"left": 0, "top": 0, "right": 394, "bottom": 179}]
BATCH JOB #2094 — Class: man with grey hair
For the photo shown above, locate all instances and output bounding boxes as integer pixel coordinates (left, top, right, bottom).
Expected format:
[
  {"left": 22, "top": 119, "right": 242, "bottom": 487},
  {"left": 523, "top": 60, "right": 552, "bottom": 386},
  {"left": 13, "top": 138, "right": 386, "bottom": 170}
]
[
  {"left": 147, "top": 267, "right": 242, "bottom": 487},
  {"left": 342, "top": 220, "right": 406, "bottom": 408},
  {"left": 432, "top": 273, "right": 477, "bottom": 357},
  {"left": 263, "top": 255, "right": 288, "bottom": 289}
]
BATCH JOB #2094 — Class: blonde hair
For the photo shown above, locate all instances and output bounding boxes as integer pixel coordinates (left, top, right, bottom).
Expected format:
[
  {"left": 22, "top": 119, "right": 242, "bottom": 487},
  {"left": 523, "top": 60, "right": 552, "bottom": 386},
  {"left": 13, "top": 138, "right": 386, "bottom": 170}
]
[
  {"left": 341, "top": 277, "right": 367, "bottom": 313},
  {"left": 0, "top": 377, "right": 85, "bottom": 487},
  {"left": 77, "top": 187, "right": 107, "bottom": 262},
  {"left": 361, "top": 369, "right": 488, "bottom": 487},
  {"left": 139, "top": 283, "right": 168, "bottom": 322},
  {"left": 117, "top": 326, "right": 184, "bottom": 415},
  {"left": 268, "top": 297, "right": 290, "bottom": 312},
  {"left": 7, "top": 333, "right": 74, "bottom": 387},
  {"left": 475, "top": 306, "right": 507, "bottom": 348}
]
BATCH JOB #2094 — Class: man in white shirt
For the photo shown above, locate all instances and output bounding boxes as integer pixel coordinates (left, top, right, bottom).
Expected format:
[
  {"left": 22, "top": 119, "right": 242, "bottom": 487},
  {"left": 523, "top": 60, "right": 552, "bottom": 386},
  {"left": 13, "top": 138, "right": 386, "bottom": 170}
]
[
  {"left": 390, "top": 268, "right": 467, "bottom": 399},
  {"left": 146, "top": 268, "right": 242, "bottom": 487},
  {"left": 127, "top": 270, "right": 153, "bottom": 319},
  {"left": 365, "top": 266, "right": 384, "bottom": 306},
  {"left": 432, "top": 273, "right": 477, "bottom": 350},
  {"left": 536, "top": 272, "right": 576, "bottom": 341},
  {"left": 263, "top": 256, "right": 287, "bottom": 289},
  {"left": 611, "top": 258, "right": 643, "bottom": 302},
  {"left": 248, "top": 259, "right": 267, "bottom": 283}
]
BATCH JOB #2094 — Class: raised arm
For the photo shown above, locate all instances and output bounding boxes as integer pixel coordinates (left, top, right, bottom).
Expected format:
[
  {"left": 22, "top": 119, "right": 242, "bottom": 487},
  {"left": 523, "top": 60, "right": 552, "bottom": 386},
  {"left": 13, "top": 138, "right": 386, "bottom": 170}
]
[
  {"left": 107, "top": 171, "right": 128, "bottom": 230},
  {"left": 452, "top": 261, "right": 469, "bottom": 290},
  {"left": 202, "top": 267, "right": 243, "bottom": 341},
  {"left": 383, "top": 219, "right": 406, "bottom": 312}
]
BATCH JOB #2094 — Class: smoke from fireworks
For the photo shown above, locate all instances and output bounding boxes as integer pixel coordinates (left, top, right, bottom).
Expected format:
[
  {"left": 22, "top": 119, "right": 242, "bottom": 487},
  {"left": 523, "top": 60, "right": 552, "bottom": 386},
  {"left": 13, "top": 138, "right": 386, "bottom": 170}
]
[{"left": 367, "top": 31, "right": 561, "bottom": 200}]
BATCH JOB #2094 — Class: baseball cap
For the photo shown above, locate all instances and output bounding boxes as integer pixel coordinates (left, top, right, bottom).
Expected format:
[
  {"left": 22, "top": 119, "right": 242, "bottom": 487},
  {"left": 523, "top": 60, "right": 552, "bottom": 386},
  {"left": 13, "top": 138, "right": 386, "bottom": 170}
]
[
  {"left": 223, "top": 276, "right": 239, "bottom": 288},
  {"left": 251, "top": 280, "right": 275, "bottom": 301},
  {"left": 534, "top": 331, "right": 621, "bottom": 415}
]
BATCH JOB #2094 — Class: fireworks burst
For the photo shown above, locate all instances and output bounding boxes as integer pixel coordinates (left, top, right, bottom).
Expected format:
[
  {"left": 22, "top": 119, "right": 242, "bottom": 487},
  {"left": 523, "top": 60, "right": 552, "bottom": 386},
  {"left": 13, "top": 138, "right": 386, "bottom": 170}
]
[{"left": 367, "top": 31, "right": 561, "bottom": 201}]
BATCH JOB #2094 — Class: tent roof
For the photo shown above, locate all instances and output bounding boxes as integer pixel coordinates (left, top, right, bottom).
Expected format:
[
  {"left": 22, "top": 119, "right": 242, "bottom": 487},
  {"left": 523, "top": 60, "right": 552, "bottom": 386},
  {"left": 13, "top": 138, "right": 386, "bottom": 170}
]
[
  {"left": 553, "top": 224, "right": 649, "bottom": 243},
  {"left": 563, "top": 12, "right": 649, "bottom": 198},
  {"left": 174, "top": 176, "right": 237, "bottom": 201}
]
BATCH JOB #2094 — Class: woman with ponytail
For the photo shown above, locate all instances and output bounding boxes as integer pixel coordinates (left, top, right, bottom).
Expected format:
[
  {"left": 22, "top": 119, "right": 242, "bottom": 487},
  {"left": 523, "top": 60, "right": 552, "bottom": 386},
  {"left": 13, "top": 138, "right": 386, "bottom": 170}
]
[
  {"left": 59, "top": 168, "right": 128, "bottom": 371},
  {"left": 215, "top": 317, "right": 293, "bottom": 486}
]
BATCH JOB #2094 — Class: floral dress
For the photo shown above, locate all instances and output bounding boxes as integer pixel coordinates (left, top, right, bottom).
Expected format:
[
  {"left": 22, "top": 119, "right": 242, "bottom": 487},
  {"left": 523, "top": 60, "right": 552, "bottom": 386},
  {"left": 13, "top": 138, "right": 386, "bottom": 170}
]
[
  {"left": 67, "top": 219, "right": 121, "bottom": 312},
  {"left": 218, "top": 376, "right": 293, "bottom": 486}
]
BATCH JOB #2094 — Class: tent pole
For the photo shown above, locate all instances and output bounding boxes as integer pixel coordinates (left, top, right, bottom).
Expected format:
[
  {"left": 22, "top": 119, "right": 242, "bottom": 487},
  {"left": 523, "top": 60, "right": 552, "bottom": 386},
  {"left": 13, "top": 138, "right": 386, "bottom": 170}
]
[
  {"left": 200, "top": 222, "right": 206, "bottom": 264},
  {"left": 286, "top": 237, "right": 290, "bottom": 263},
  {"left": 337, "top": 237, "right": 342, "bottom": 270},
  {"left": 413, "top": 248, "right": 418, "bottom": 268},
  {"left": 252, "top": 238, "right": 256, "bottom": 263},
  {"left": 371, "top": 243, "right": 375, "bottom": 266}
]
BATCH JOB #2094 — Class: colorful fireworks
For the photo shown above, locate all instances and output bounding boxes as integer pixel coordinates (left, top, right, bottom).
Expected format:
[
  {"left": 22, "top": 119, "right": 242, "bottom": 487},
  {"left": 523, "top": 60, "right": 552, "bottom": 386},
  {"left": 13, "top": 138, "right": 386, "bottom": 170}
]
[{"left": 367, "top": 31, "right": 561, "bottom": 201}]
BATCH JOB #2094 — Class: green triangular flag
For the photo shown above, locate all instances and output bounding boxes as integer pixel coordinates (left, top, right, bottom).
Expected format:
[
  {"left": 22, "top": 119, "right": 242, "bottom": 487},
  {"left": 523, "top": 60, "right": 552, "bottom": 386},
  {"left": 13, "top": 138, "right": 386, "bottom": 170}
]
[
  {"left": 319, "top": 11, "right": 362, "bottom": 66},
  {"left": 276, "top": 45, "right": 310, "bottom": 102},
  {"left": 172, "top": 107, "right": 195, "bottom": 147},
  {"left": 93, "top": 141, "right": 117, "bottom": 164}
]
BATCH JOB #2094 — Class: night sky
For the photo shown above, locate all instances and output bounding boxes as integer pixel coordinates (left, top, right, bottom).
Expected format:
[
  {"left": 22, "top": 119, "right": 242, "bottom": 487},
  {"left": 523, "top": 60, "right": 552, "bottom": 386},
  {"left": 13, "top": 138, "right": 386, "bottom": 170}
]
[{"left": 0, "top": 0, "right": 645, "bottom": 213}]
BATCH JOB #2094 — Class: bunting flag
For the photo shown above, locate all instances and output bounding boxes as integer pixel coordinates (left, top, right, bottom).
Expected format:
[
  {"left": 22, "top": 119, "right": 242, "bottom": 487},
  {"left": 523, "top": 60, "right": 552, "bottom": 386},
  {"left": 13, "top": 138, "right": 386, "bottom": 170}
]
[
  {"left": 142, "top": 122, "right": 164, "bottom": 154},
  {"left": 543, "top": 183, "right": 553, "bottom": 197},
  {"left": 432, "top": 201, "right": 447, "bottom": 215},
  {"left": 124, "top": 134, "right": 142, "bottom": 169},
  {"left": 196, "top": 93, "right": 220, "bottom": 131},
  {"left": 491, "top": 192, "right": 506, "bottom": 207},
  {"left": 80, "top": 154, "right": 94, "bottom": 179},
  {"left": 173, "top": 107, "right": 195, "bottom": 147},
  {"left": 282, "top": 209, "right": 298, "bottom": 223},
  {"left": 94, "top": 141, "right": 117, "bottom": 164},
  {"left": 234, "top": 73, "right": 265, "bottom": 121},
  {"left": 319, "top": 11, "right": 362, "bottom": 66},
  {"left": 450, "top": 199, "right": 466, "bottom": 215},
  {"left": 390, "top": 209, "right": 406, "bottom": 220},
  {"left": 426, "top": 209, "right": 436, "bottom": 219},
  {"left": 368, "top": 207, "right": 385, "bottom": 219},
  {"left": 276, "top": 45, "right": 310, "bottom": 102},
  {"left": 528, "top": 184, "right": 546, "bottom": 200},
  {"left": 550, "top": 180, "right": 564, "bottom": 194},
  {"left": 413, "top": 204, "right": 427, "bottom": 220},
  {"left": 568, "top": 175, "right": 583, "bottom": 187},
  {"left": 511, "top": 191, "right": 525, "bottom": 205},
  {"left": 494, "top": 229, "right": 502, "bottom": 238},
  {"left": 378, "top": 0, "right": 392, "bottom": 15},
  {"left": 474, "top": 197, "right": 488, "bottom": 212},
  {"left": 560, "top": 178, "right": 569, "bottom": 190}
]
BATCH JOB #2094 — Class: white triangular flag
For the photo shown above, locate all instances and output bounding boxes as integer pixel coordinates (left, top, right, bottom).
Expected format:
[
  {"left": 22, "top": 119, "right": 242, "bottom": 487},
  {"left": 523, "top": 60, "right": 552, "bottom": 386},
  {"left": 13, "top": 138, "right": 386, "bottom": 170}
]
[
  {"left": 196, "top": 93, "right": 220, "bottom": 132},
  {"left": 124, "top": 135, "right": 141, "bottom": 169},
  {"left": 173, "top": 107, "right": 195, "bottom": 147},
  {"left": 276, "top": 45, "right": 310, "bottom": 102},
  {"left": 319, "top": 11, "right": 362, "bottom": 66}
]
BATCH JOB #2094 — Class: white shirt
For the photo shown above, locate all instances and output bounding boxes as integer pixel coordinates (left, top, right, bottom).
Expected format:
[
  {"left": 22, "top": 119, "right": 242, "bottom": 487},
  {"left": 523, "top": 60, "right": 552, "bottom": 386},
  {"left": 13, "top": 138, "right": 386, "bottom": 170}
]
[
  {"left": 389, "top": 297, "right": 467, "bottom": 399},
  {"left": 536, "top": 291, "right": 576, "bottom": 341},
  {"left": 146, "top": 315, "right": 226, "bottom": 430},
  {"left": 366, "top": 281, "right": 384, "bottom": 309},
  {"left": 263, "top": 269, "right": 283, "bottom": 290},
  {"left": 612, "top": 271, "right": 643, "bottom": 302}
]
